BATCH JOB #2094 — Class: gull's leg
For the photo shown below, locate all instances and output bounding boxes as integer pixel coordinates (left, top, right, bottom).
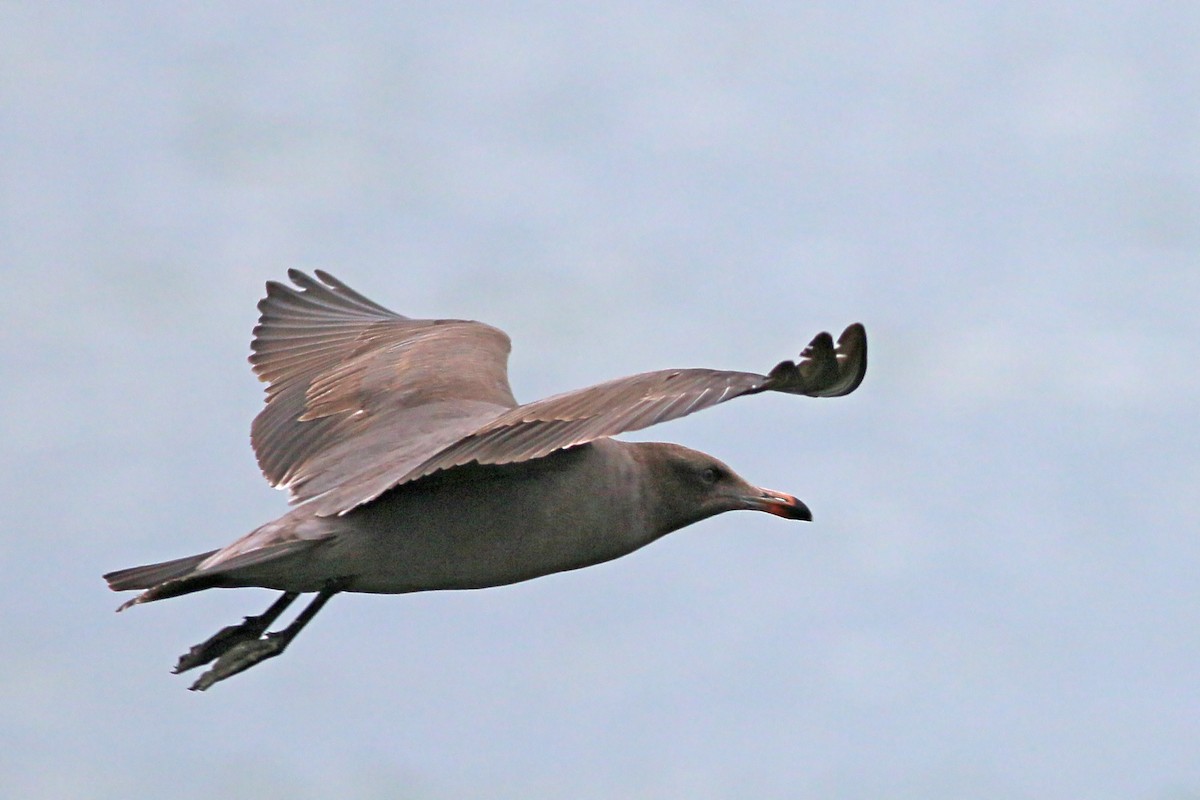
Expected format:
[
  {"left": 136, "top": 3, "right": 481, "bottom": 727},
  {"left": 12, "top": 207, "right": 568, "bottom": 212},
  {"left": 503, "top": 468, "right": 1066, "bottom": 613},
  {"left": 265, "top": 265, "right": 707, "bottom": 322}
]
[
  {"left": 189, "top": 586, "right": 339, "bottom": 692},
  {"left": 173, "top": 591, "right": 299, "bottom": 674}
]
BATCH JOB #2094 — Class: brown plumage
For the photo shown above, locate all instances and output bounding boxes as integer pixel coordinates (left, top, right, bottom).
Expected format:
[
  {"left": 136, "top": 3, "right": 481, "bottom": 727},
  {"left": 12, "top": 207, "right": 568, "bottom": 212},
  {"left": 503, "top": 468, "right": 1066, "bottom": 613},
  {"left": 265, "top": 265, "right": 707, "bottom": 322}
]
[{"left": 105, "top": 270, "right": 867, "bottom": 690}]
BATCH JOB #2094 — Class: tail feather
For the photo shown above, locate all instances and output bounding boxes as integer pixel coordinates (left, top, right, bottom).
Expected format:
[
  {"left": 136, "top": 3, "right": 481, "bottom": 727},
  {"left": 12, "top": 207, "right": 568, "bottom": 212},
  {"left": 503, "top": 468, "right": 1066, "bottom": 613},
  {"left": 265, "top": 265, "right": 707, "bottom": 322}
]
[
  {"left": 104, "top": 539, "right": 323, "bottom": 610},
  {"left": 104, "top": 550, "right": 219, "bottom": 592}
]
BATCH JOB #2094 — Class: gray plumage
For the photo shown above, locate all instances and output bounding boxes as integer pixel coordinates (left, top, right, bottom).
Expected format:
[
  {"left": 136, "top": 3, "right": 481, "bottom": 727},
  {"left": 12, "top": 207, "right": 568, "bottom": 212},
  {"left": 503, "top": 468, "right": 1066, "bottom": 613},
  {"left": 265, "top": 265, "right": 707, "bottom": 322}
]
[{"left": 104, "top": 270, "right": 866, "bottom": 690}]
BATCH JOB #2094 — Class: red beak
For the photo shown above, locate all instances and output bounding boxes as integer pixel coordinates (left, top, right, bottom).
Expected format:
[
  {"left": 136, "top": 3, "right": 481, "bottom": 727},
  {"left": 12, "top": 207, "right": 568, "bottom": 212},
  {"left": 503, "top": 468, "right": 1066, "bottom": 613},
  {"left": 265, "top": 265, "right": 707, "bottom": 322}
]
[{"left": 743, "top": 488, "right": 813, "bottom": 521}]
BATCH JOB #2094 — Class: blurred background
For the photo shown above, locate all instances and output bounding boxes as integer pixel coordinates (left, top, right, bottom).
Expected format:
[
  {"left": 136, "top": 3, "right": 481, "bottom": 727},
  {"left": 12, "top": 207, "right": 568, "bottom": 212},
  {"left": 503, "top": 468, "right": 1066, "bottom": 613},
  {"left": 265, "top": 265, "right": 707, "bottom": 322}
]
[{"left": 2, "top": 3, "right": 1198, "bottom": 798}]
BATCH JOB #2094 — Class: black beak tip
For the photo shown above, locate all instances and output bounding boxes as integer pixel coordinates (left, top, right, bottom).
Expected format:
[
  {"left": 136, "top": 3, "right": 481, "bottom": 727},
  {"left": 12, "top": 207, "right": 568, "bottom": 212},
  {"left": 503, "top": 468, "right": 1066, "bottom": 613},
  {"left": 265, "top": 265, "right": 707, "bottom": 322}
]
[{"left": 754, "top": 490, "right": 813, "bottom": 522}]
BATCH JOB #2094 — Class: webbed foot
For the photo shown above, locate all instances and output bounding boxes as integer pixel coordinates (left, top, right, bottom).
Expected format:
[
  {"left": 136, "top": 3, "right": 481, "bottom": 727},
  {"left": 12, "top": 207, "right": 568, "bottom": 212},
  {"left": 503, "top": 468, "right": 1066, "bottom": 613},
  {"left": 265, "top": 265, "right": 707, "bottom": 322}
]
[
  {"left": 172, "top": 592, "right": 299, "bottom": 673},
  {"left": 189, "top": 633, "right": 289, "bottom": 691}
]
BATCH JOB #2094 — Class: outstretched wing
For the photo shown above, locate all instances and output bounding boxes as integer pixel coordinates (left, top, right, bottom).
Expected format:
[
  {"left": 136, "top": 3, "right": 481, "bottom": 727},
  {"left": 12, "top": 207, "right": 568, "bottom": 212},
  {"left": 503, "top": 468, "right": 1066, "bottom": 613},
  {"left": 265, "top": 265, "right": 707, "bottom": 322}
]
[
  {"left": 249, "top": 270, "right": 517, "bottom": 509},
  {"left": 298, "top": 322, "right": 867, "bottom": 515},
  {"left": 404, "top": 322, "right": 867, "bottom": 480}
]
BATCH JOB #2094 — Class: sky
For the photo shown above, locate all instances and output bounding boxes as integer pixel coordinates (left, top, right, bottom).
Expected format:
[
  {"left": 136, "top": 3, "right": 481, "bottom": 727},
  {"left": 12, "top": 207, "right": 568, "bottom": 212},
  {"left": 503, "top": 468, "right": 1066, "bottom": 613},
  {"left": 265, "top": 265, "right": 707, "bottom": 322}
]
[{"left": 2, "top": 3, "right": 1198, "bottom": 798}]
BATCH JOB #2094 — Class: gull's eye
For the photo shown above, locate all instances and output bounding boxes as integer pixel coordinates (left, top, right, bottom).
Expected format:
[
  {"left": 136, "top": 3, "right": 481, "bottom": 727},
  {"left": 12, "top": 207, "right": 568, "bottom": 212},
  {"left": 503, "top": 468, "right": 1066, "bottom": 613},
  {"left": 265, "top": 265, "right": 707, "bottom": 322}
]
[{"left": 700, "top": 467, "right": 719, "bottom": 485}]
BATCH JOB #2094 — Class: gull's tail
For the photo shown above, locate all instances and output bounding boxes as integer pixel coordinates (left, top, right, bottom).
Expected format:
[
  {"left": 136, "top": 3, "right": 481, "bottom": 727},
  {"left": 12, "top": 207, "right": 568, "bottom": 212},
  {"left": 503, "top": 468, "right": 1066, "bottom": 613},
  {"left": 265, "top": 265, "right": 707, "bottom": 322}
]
[{"left": 103, "top": 550, "right": 221, "bottom": 610}]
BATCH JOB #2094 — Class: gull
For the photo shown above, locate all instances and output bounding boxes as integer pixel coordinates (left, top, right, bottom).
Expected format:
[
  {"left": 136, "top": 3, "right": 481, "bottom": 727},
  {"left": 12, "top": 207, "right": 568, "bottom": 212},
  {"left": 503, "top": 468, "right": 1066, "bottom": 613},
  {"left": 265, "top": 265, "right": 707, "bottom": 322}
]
[{"left": 105, "top": 270, "right": 867, "bottom": 690}]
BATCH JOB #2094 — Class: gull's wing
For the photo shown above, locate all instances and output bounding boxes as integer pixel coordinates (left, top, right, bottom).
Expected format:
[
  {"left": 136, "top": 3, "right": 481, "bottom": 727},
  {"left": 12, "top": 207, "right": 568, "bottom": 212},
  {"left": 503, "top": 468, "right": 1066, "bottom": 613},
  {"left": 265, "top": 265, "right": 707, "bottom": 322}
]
[
  {"left": 249, "top": 270, "right": 516, "bottom": 510},
  {"left": 297, "top": 322, "right": 867, "bottom": 515},
  {"left": 400, "top": 323, "right": 867, "bottom": 482}
]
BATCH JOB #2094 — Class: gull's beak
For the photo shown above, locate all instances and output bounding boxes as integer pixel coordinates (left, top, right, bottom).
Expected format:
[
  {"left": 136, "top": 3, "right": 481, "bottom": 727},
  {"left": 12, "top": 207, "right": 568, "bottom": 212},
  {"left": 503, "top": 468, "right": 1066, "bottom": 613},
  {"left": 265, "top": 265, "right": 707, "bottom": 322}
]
[{"left": 741, "top": 488, "right": 813, "bottom": 522}]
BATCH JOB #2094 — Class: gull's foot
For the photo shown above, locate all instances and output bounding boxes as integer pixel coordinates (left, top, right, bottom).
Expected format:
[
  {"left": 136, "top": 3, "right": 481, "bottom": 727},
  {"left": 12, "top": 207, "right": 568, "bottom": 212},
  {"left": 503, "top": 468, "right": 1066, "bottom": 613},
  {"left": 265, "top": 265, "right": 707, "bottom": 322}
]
[
  {"left": 173, "top": 591, "right": 299, "bottom": 674},
  {"left": 189, "top": 633, "right": 287, "bottom": 692},
  {"left": 181, "top": 586, "right": 338, "bottom": 692},
  {"left": 173, "top": 618, "right": 272, "bottom": 674}
]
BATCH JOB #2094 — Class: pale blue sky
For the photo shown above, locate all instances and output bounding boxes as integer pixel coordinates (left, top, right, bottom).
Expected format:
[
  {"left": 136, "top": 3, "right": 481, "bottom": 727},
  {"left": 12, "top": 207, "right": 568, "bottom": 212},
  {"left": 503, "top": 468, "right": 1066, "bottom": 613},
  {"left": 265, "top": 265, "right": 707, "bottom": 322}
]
[{"left": 2, "top": 3, "right": 1198, "bottom": 798}]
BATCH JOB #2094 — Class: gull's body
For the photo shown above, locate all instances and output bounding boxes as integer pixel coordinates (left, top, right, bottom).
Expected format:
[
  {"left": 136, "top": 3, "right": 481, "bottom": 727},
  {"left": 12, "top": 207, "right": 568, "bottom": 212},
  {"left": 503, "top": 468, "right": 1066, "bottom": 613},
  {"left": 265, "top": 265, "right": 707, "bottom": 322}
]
[{"left": 105, "top": 270, "right": 866, "bottom": 690}]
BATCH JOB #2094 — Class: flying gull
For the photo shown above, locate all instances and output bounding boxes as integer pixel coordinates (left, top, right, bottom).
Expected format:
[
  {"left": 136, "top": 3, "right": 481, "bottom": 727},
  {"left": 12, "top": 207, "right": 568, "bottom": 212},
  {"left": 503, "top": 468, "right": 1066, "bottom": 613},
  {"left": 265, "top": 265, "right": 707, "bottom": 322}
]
[{"left": 105, "top": 270, "right": 867, "bottom": 690}]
